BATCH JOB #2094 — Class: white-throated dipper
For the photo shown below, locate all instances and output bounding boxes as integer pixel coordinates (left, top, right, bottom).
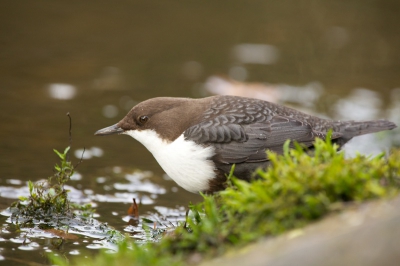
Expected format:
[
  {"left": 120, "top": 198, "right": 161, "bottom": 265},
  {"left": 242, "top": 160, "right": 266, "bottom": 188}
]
[{"left": 95, "top": 95, "right": 397, "bottom": 193}]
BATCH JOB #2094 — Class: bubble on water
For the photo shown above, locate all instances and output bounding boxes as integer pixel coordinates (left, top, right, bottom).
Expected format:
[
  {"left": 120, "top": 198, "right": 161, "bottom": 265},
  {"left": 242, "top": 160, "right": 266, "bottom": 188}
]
[
  {"left": 74, "top": 148, "right": 92, "bottom": 159},
  {"left": 113, "top": 167, "right": 122, "bottom": 174},
  {"left": 102, "top": 105, "right": 119, "bottom": 118},
  {"left": 70, "top": 172, "right": 82, "bottom": 181},
  {"left": 233, "top": 43, "right": 279, "bottom": 65},
  {"left": 69, "top": 249, "right": 81, "bottom": 255},
  {"left": 229, "top": 66, "right": 248, "bottom": 81},
  {"left": 96, "top": 177, "right": 107, "bottom": 183},
  {"left": 90, "top": 147, "right": 104, "bottom": 157},
  {"left": 6, "top": 179, "right": 22, "bottom": 185},
  {"left": 48, "top": 83, "right": 77, "bottom": 100}
]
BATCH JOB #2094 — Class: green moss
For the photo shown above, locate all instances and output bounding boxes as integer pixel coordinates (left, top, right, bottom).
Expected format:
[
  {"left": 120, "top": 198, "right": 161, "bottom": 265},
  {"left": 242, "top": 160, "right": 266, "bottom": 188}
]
[{"left": 53, "top": 136, "right": 400, "bottom": 265}]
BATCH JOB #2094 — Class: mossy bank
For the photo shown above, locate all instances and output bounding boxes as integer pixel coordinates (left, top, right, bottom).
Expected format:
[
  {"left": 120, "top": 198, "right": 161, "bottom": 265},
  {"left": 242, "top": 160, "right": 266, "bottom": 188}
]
[{"left": 51, "top": 136, "right": 400, "bottom": 266}]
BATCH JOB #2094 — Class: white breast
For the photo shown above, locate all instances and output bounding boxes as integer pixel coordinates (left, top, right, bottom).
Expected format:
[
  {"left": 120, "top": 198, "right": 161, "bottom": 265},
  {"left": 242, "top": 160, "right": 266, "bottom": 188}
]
[{"left": 124, "top": 129, "right": 216, "bottom": 193}]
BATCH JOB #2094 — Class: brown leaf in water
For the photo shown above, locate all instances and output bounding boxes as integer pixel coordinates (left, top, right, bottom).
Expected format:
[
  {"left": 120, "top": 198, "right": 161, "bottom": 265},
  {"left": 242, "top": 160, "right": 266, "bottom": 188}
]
[
  {"left": 128, "top": 198, "right": 139, "bottom": 218},
  {"left": 45, "top": 229, "right": 79, "bottom": 240}
]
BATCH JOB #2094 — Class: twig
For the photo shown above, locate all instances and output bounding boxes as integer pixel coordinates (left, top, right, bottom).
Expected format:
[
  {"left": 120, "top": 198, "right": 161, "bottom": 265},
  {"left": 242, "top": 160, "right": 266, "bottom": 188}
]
[
  {"left": 74, "top": 147, "right": 85, "bottom": 169},
  {"left": 66, "top": 112, "right": 72, "bottom": 161},
  {"left": 65, "top": 112, "right": 85, "bottom": 169}
]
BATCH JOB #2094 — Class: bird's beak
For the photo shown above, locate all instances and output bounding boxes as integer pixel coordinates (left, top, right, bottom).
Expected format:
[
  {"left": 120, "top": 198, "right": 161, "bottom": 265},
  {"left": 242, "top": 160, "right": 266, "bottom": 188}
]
[{"left": 94, "top": 124, "right": 124, "bottom": 136}]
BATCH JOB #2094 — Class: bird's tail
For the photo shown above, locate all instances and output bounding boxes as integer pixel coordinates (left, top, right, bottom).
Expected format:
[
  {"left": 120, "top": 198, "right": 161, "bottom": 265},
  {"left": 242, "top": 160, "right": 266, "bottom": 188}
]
[{"left": 335, "top": 119, "right": 397, "bottom": 139}]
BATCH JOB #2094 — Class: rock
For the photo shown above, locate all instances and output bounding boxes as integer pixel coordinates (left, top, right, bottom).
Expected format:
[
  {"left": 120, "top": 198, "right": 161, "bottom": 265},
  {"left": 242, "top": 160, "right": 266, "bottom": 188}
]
[{"left": 202, "top": 196, "right": 400, "bottom": 266}]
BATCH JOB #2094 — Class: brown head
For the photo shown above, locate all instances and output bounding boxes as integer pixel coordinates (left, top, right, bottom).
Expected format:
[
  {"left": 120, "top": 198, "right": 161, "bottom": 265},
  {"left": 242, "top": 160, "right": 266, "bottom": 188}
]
[{"left": 95, "top": 97, "right": 211, "bottom": 141}]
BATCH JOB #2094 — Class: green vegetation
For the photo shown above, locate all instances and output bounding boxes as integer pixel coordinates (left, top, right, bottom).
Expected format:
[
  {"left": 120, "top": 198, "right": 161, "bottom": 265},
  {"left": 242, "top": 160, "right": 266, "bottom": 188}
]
[
  {"left": 9, "top": 113, "right": 96, "bottom": 227},
  {"left": 9, "top": 146, "right": 94, "bottom": 226},
  {"left": 52, "top": 136, "right": 400, "bottom": 266}
]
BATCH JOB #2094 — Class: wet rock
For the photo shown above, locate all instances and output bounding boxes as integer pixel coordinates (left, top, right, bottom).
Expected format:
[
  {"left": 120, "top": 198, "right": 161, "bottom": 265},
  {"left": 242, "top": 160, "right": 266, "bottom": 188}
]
[{"left": 202, "top": 196, "right": 400, "bottom": 266}]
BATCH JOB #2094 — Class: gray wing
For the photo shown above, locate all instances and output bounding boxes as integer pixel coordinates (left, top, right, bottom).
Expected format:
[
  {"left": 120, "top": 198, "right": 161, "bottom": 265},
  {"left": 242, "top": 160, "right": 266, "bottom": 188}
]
[{"left": 184, "top": 115, "right": 341, "bottom": 164}]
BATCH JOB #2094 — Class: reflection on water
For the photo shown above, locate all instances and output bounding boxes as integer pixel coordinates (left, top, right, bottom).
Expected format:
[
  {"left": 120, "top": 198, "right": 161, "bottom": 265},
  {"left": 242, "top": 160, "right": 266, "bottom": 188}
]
[
  {"left": 0, "top": 0, "right": 400, "bottom": 264},
  {"left": 229, "top": 43, "right": 280, "bottom": 81},
  {"left": 204, "top": 76, "right": 324, "bottom": 108},
  {"left": 48, "top": 83, "right": 77, "bottom": 100},
  {"left": 233, "top": 43, "right": 279, "bottom": 65},
  {"left": 93, "top": 67, "right": 126, "bottom": 91},
  {"left": 0, "top": 168, "right": 186, "bottom": 261},
  {"left": 74, "top": 147, "right": 104, "bottom": 160},
  {"left": 334, "top": 88, "right": 383, "bottom": 120},
  {"left": 102, "top": 104, "right": 119, "bottom": 118}
]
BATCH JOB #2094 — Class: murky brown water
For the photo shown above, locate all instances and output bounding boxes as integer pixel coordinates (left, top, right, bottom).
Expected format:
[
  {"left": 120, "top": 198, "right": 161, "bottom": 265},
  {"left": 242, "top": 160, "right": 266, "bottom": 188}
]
[{"left": 1, "top": 1, "right": 399, "bottom": 265}]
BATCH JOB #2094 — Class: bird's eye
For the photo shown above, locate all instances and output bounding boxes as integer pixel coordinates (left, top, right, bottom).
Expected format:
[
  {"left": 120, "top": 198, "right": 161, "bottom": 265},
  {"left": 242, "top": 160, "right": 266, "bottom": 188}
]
[{"left": 139, "top": 115, "right": 149, "bottom": 124}]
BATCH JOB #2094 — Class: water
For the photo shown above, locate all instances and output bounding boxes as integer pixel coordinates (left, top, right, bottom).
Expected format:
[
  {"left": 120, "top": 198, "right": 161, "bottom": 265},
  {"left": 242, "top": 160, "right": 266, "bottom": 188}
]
[{"left": 0, "top": 1, "right": 399, "bottom": 265}]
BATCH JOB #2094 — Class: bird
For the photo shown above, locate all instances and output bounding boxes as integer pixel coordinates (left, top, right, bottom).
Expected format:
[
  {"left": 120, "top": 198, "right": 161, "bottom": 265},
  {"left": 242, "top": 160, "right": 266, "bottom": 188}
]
[{"left": 95, "top": 95, "right": 397, "bottom": 194}]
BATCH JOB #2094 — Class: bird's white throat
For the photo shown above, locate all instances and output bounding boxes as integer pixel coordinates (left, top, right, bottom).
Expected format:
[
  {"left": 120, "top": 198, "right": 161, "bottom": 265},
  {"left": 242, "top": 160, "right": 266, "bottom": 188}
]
[{"left": 124, "top": 129, "right": 216, "bottom": 193}]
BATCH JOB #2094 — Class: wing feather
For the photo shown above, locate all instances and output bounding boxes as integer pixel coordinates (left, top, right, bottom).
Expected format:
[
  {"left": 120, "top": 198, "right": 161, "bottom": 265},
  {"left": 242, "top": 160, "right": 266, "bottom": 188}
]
[{"left": 184, "top": 114, "right": 341, "bottom": 164}]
